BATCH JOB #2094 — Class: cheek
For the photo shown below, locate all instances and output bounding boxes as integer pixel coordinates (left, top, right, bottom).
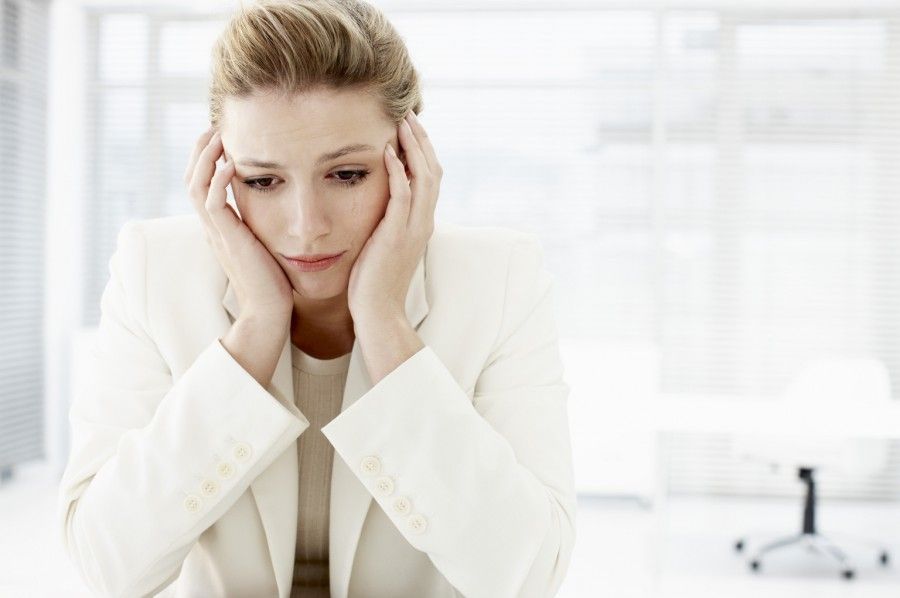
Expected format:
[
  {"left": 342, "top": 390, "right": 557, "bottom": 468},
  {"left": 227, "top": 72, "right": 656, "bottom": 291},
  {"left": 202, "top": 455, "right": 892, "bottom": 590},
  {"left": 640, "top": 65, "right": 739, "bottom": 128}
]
[
  {"left": 233, "top": 193, "right": 278, "bottom": 238},
  {"left": 342, "top": 186, "right": 386, "bottom": 249},
  {"left": 233, "top": 192, "right": 256, "bottom": 227},
  {"left": 347, "top": 195, "right": 381, "bottom": 239},
  {"left": 355, "top": 177, "right": 391, "bottom": 226}
]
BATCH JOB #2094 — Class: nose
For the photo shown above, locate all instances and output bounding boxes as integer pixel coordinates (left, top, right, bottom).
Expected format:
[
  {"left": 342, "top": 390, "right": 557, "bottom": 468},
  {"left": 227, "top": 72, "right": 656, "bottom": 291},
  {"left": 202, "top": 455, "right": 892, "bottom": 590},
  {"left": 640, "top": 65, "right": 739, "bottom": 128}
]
[{"left": 286, "top": 190, "right": 331, "bottom": 237}]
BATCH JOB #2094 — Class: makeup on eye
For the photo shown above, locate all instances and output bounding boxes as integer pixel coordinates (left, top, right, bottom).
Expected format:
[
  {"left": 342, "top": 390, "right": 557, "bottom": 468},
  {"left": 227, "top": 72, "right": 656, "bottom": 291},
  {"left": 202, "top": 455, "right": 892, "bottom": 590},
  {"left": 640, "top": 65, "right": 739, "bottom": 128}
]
[{"left": 242, "top": 168, "right": 371, "bottom": 193}]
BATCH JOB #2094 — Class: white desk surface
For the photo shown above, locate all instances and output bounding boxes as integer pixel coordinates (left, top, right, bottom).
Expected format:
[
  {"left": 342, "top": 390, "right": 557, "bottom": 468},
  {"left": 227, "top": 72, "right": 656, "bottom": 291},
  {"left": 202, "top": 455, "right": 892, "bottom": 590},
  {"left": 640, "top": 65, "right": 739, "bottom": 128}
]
[{"left": 648, "top": 394, "right": 900, "bottom": 438}]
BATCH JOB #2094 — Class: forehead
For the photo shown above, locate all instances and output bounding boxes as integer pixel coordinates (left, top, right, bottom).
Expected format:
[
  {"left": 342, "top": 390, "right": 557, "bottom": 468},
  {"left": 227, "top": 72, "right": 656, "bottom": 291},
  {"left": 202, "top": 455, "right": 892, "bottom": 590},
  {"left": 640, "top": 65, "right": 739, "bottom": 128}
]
[{"left": 222, "top": 87, "right": 392, "bottom": 158}]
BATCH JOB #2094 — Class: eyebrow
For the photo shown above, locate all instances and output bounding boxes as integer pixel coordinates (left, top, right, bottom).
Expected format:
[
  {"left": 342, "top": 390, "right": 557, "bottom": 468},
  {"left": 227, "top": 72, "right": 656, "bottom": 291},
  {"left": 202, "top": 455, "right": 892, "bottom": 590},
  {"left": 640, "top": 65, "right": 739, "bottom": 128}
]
[{"left": 236, "top": 143, "right": 377, "bottom": 169}]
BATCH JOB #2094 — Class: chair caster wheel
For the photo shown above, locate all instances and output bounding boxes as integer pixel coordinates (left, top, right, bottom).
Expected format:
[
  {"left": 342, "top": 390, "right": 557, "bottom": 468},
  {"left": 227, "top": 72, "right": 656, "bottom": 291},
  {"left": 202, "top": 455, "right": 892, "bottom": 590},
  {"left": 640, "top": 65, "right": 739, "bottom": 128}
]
[
  {"left": 842, "top": 569, "right": 855, "bottom": 580},
  {"left": 750, "top": 560, "right": 760, "bottom": 572},
  {"left": 735, "top": 540, "right": 744, "bottom": 552},
  {"left": 879, "top": 551, "right": 889, "bottom": 566}
]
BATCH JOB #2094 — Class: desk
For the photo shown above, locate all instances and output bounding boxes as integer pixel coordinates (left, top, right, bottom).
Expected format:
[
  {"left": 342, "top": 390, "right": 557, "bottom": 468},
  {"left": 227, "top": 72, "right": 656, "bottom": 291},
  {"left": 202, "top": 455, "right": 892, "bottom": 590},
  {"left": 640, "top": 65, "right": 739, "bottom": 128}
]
[{"left": 649, "top": 395, "right": 900, "bottom": 438}]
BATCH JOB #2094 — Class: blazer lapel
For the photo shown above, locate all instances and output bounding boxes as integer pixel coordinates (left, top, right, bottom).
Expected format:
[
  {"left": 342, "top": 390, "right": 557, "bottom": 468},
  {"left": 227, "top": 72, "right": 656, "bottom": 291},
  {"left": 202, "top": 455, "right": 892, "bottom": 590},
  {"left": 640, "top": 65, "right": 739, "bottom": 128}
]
[{"left": 220, "top": 251, "right": 429, "bottom": 598}]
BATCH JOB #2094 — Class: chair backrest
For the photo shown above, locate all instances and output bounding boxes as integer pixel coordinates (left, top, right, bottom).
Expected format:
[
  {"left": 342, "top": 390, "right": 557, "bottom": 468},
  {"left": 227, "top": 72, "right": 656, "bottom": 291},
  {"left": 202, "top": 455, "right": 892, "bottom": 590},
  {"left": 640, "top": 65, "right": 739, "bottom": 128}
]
[
  {"left": 784, "top": 357, "right": 893, "bottom": 478},
  {"left": 733, "top": 356, "right": 893, "bottom": 479}
]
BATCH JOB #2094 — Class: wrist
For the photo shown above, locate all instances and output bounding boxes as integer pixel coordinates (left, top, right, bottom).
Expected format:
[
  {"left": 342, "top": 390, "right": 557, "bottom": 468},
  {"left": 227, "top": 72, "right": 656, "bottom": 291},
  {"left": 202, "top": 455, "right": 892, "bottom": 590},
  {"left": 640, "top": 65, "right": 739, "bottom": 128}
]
[
  {"left": 236, "top": 311, "right": 290, "bottom": 335},
  {"left": 353, "top": 309, "right": 405, "bottom": 335}
]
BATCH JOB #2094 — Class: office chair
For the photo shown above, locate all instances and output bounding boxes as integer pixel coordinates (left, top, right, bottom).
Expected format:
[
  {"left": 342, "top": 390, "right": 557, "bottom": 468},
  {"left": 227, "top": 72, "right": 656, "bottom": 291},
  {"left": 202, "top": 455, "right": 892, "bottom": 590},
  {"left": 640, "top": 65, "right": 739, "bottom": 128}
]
[{"left": 731, "top": 357, "right": 893, "bottom": 579}]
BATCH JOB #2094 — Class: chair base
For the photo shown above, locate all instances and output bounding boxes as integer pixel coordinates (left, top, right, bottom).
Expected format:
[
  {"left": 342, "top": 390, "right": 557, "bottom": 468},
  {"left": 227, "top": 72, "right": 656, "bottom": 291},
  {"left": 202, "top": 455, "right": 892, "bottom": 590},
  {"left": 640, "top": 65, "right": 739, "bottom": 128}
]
[
  {"left": 733, "top": 466, "right": 892, "bottom": 579},
  {"left": 745, "top": 532, "right": 856, "bottom": 578}
]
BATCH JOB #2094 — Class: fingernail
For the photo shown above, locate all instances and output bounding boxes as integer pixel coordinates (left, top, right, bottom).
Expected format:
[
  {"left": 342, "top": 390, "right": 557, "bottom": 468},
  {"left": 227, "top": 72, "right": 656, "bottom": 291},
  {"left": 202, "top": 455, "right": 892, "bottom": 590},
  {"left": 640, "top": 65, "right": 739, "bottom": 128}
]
[
  {"left": 386, "top": 144, "right": 396, "bottom": 156},
  {"left": 408, "top": 111, "right": 418, "bottom": 122}
]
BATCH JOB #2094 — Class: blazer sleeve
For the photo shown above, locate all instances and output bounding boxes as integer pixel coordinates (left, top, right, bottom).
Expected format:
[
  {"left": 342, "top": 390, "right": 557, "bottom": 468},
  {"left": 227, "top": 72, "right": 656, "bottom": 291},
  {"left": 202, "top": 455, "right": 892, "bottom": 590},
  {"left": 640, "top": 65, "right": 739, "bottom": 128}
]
[
  {"left": 320, "top": 234, "right": 577, "bottom": 598},
  {"left": 56, "top": 221, "right": 309, "bottom": 597}
]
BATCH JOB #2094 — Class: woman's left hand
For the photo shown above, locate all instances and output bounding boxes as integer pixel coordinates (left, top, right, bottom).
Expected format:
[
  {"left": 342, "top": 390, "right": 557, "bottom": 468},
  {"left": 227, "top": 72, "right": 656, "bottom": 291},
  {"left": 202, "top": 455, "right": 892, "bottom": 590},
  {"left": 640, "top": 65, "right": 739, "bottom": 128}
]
[{"left": 348, "top": 110, "right": 443, "bottom": 325}]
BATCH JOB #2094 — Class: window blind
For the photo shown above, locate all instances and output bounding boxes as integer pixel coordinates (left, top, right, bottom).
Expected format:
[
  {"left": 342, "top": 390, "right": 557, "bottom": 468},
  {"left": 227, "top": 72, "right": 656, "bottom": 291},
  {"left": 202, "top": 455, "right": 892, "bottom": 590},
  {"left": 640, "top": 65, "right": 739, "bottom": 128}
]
[
  {"left": 81, "top": 1, "right": 900, "bottom": 499},
  {"left": 0, "top": 0, "right": 48, "bottom": 482}
]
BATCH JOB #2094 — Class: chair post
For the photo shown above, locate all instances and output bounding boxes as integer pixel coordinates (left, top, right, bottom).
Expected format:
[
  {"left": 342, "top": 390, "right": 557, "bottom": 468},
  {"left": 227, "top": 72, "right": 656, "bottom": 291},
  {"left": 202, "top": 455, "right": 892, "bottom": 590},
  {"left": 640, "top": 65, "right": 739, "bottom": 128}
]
[{"left": 800, "top": 467, "right": 816, "bottom": 535}]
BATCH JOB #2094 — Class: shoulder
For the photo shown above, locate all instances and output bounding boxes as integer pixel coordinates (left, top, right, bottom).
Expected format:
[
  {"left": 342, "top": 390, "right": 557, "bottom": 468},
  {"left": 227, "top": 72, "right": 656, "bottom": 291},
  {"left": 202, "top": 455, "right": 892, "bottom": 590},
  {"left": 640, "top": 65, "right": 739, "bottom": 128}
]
[
  {"left": 124, "top": 213, "right": 209, "bottom": 253},
  {"left": 427, "top": 219, "right": 548, "bottom": 289},
  {"left": 113, "top": 214, "right": 225, "bottom": 329},
  {"left": 424, "top": 220, "right": 552, "bottom": 338},
  {"left": 428, "top": 219, "right": 543, "bottom": 270},
  {"left": 120, "top": 213, "right": 221, "bottom": 279}
]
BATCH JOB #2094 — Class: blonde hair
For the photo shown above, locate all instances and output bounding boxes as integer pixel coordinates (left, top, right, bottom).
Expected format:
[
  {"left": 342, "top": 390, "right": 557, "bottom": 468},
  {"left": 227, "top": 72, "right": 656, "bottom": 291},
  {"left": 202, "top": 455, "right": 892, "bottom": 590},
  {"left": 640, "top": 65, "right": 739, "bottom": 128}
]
[{"left": 208, "top": 0, "right": 423, "bottom": 130}]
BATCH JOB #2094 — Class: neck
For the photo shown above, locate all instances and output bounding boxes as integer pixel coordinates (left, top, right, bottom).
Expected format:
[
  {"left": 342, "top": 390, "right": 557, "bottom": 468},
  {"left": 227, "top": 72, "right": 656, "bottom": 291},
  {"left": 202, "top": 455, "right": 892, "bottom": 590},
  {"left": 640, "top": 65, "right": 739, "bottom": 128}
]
[{"left": 290, "top": 290, "right": 355, "bottom": 357}]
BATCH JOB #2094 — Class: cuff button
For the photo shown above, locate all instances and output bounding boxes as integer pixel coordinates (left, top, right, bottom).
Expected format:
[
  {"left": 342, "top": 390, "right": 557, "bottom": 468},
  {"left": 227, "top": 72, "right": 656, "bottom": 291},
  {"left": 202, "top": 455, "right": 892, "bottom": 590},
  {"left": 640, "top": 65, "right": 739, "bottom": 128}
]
[
  {"left": 375, "top": 476, "right": 394, "bottom": 496},
  {"left": 200, "top": 479, "right": 219, "bottom": 497},
  {"left": 407, "top": 513, "right": 428, "bottom": 534},
  {"left": 184, "top": 495, "right": 203, "bottom": 513},
  {"left": 392, "top": 496, "right": 411, "bottom": 515},
  {"left": 216, "top": 461, "right": 235, "bottom": 479},
  {"left": 233, "top": 442, "right": 252, "bottom": 462},
  {"left": 360, "top": 455, "right": 382, "bottom": 476}
]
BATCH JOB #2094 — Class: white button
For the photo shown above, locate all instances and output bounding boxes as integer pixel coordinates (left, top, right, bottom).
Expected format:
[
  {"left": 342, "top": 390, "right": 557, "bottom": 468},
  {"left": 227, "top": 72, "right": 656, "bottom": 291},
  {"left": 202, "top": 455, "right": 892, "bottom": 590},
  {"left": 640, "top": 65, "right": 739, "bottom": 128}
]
[
  {"left": 392, "top": 496, "right": 412, "bottom": 515},
  {"left": 184, "top": 494, "right": 202, "bottom": 513},
  {"left": 360, "top": 455, "right": 382, "bottom": 476},
  {"left": 200, "top": 479, "right": 219, "bottom": 497},
  {"left": 216, "top": 461, "right": 235, "bottom": 479},
  {"left": 407, "top": 513, "right": 428, "bottom": 534},
  {"left": 232, "top": 442, "right": 252, "bottom": 462},
  {"left": 375, "top": 476, "right": 394, "bottom": 496}
]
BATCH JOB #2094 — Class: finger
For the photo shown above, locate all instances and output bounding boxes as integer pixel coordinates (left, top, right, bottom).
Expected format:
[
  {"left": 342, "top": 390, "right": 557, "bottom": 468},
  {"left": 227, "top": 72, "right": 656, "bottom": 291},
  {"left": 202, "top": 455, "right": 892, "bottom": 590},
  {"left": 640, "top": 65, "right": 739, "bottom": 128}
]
[
  {"left": 189, "top": 131, "right": 229, "bottom": 221},
  {"left": 384, "top": 143, "right": 412, "bottom": 230},
  {"left": 399, "top": 116, "right": 430, "bottom": 180},
  {"left": 183, "top": 126, "right": 216, "bottom": 186},
  {"left": 406, "top": 111, "right": 441, "bottom": 177},
  {"left": 187, "top": 131, "right": 226, "bottom": 241},
  {"left": 404, "top": 113, "right": 442, "bottom": 235},
  {"left": 205, "top": 155, "right": 241, "bottom": 237},
  {"left": 188, "top": 131, "right": 227, "bottom": 205},
  {"left": 399, "top": 115, "right": 434, "bottom": 230}
]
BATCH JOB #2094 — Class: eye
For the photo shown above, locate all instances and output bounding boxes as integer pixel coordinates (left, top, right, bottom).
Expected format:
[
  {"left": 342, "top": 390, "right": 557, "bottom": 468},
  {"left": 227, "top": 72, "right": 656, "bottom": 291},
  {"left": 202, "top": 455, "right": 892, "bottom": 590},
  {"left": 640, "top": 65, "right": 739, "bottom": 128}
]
[
  {"left": 242, "top": 169, "right": 371, "bottom": 194},
  {"left": 242, "top": 177, "right": 279, "bottom": 194},
  {"left": 331, "top": 169, "right": 370, "bottom": 187}
]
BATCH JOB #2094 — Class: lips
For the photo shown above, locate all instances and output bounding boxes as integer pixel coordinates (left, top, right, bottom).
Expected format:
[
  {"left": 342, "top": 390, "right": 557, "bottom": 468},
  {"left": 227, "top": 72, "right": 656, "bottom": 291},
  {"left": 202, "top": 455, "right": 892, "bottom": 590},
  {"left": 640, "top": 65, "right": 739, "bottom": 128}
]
[{"left": 283, "top": 251, "right": 345, "bottom": 263}]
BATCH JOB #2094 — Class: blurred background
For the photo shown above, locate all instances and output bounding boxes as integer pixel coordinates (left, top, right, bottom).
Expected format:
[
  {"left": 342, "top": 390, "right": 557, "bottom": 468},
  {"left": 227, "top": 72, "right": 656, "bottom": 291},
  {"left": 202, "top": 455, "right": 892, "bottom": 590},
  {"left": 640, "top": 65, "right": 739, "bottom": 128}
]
[{"left": 3, "top": 0, "right": 900, "bottom": 595}]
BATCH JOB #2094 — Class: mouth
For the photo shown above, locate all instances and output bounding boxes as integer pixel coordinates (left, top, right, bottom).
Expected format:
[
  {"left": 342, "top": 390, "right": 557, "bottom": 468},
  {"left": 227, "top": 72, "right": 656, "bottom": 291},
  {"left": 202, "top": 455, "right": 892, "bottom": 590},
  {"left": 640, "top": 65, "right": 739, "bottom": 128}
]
[
  {"left": 281, "top": 251, "right": 346, "bottom": 272},
  {"left": 282, "top": 251, "right": 346, "bottom": 263}
]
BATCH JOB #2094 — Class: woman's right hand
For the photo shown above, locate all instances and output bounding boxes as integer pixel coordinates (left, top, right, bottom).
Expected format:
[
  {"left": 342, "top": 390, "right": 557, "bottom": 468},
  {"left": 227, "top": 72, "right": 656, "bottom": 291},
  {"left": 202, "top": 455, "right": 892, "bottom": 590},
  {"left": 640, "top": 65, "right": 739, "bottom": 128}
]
[{"left": 183, "top": 126, "right": 294, "bottom": 322}]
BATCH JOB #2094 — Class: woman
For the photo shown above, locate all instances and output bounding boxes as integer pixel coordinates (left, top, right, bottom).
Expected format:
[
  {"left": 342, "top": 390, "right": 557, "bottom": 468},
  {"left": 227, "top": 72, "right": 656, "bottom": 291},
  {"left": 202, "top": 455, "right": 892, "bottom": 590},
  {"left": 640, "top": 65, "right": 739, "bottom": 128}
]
[{"left": 56, "top": 1, "right": 576, "bottom": 597}]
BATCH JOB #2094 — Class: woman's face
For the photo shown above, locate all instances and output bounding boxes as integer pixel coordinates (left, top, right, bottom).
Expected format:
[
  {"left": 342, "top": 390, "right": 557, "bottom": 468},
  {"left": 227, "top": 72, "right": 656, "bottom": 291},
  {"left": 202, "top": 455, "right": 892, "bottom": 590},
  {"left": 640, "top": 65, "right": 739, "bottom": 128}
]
[{"left": 220, "top": 86, "right": 404, "bottom": 302}]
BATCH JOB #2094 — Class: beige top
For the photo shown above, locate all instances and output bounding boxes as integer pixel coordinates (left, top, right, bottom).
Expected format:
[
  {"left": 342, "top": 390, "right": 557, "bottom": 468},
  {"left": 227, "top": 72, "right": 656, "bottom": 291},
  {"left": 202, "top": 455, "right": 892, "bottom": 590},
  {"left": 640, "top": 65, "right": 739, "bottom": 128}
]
[{"left": 289, "top": 342, "right": 352, "bottom": 598}]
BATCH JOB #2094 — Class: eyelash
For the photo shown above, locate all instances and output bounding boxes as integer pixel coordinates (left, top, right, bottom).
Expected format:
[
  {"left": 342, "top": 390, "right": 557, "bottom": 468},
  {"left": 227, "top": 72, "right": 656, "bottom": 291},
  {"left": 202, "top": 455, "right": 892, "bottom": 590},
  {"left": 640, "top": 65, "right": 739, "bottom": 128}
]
[{"left": 242, "top": 169, "right": 371, "bottom": 194}]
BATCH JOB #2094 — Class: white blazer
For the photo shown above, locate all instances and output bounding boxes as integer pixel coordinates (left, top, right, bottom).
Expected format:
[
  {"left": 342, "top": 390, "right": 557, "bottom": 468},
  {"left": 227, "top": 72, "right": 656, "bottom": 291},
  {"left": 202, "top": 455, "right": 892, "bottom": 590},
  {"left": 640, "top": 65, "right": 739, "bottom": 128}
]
[{"left": 56, "top": 214, "right": 577, "bottom": 598}]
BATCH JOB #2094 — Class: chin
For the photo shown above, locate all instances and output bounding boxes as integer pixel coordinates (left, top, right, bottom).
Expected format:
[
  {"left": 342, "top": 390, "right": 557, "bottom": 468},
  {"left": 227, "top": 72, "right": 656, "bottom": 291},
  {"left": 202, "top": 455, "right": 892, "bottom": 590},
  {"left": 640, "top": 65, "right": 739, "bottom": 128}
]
[{"left": 289, "top": 275, "right": 346, "bottom": 299}]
